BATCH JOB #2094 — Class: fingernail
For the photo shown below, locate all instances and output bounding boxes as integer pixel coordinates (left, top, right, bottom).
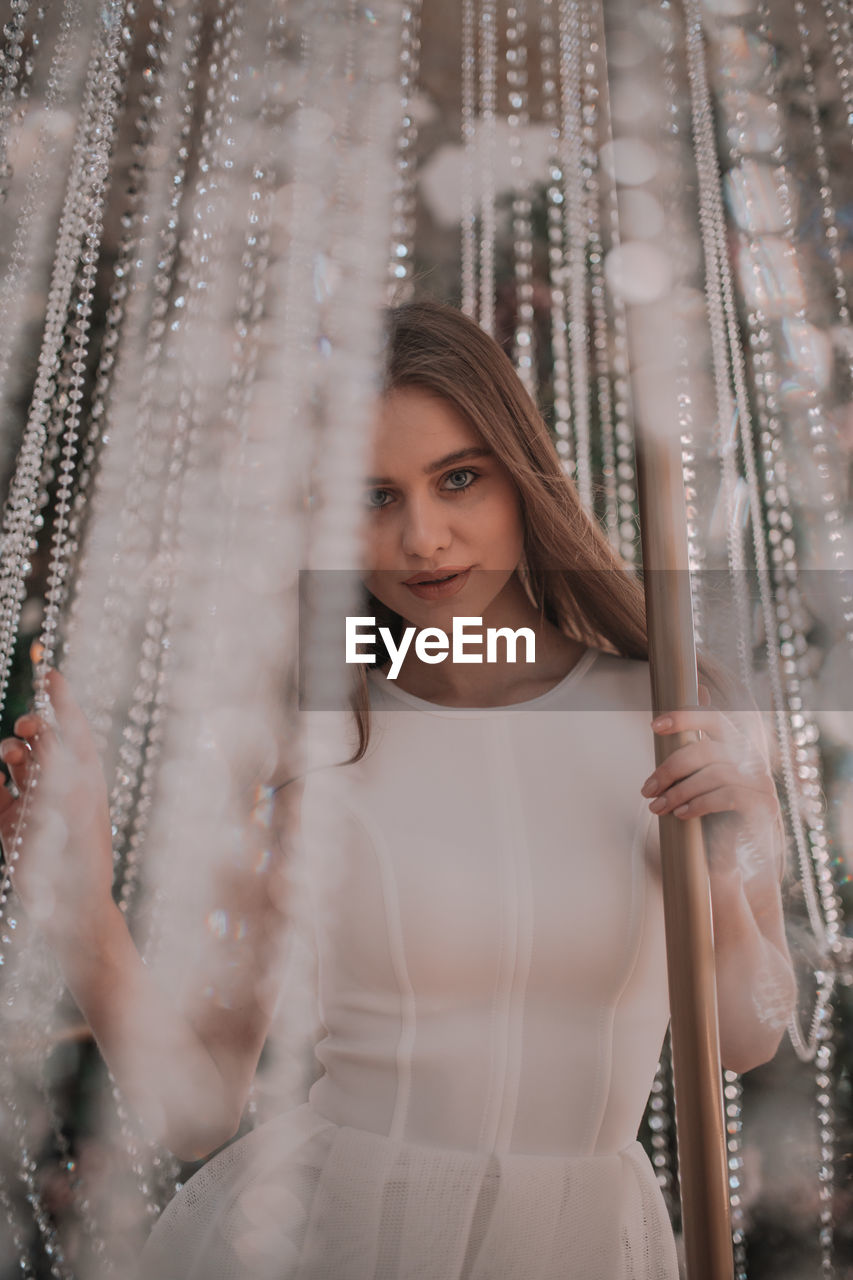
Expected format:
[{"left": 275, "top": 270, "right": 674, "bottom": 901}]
[
  {"left": 674, "top": 803, "right": 690, "bottom": 816},
  {"left": 652, "top": 716, "right": 672, "bottom": 731},
  {"left": 641, "top": 776, "right": 659, "bottom": 796},
  {"left": 30, "top": 640, "right": 45, "bottom": 666},
  {"left": 649, "top": 797, "right": 666, "bottom": 812}
]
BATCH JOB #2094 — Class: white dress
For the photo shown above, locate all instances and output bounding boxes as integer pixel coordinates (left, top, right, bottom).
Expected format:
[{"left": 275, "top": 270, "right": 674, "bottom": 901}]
[{"left": 139, "top": 647, "right": 680, "bottom": 1280}]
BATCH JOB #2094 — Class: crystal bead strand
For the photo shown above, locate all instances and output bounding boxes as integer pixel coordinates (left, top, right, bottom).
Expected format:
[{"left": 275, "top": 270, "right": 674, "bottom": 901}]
[
  {"left": 595, "top": 4, "right": 637, "bottom": 565},
  {"left": 308, "top": 0, "right": 404, "bottom": 634},
  {"left": 723, "top": 1067, "right": 747, "bottom": 1279},
  {"left": 820, "top": 0, "right": 853, "bottom": 143},
  {"left": 0, "top": 0, "right": 101, "bottom": 735},
  {"left": 681, "top": 0, "right": 754, "bottom": 678},
  {"left": 0, "top": 1166, "right": 33, "bottom": 1280},
  {"left": 741, "top": 301, "right": 842, "bottom": 1269},
  {"left": 789, "top": 0, "right": 853, "bottom": 628},
  {"left": 743, "top": 295, "right": 844, "bottom": 1046},
  {"left": 0, "top": 0, "right": 89, "bottom": 442},
  {"left": 297, "top": 5, "right": 405, "bottom": 1123},
  {"left": 110, "top": 0, "right": 250, "bottom": 1230},
  {"left": 61, "top": 0, "right": 202, "bottom": 682},
  {"left": 793, "top": 0, "right": 852, "bottom": 365},
  {"left": 718, "top": 0, "right": 850, "bottom": 1012},
  {"left": 62, "top": 0, "right": 202, "bottom": 783},
  {"left": 558, "top": 0, "right": 592, "bottom": 508},
  {"left": 814, "top": 992, "right": 837, "bottom": 1277},
  {"left": 506, "top": 0, "right": 536, "bottom": 399},
  {"left": 35, "top": 0, "right": 127, "bottom": 680},
  {"left": 97, "top": 2, "right": 204, "bottom": 901},
  {"left": 694, "top": 10, "right": 849, "bottom": 1269},
  {"left": 0, "top": 0, "right": 30, "bottom": 197},
  {"left": 681, "top": 20, "right": 801, "bottom": 1274},
  {"left": 461, "top": 0, "right": 478, "bottom": 317},
  {"left": 648, "top": 1030, "right": 678, "bottom": 1223},
  {"left": 736, "top": 0, "right": 848, "bottom": 991},
  {"left": 0, "top": 0, "right": 122, "bottom": 928},
  {"left": 478, "top": 0, "right": 498, "bottom": 336},
  {"left": 0, "top": 1057, "right": 73, "bottom": 1280},
  {"left": 94, "top": 5, "right": 253, "bottom": 1244},
  {"left": 0, "top": 7, "right": 132, "bottom": 1271},
  {"left": 538, "top": 0, "right": 573, "bottom": 470},
  {"left": 580, "top": 0, "right": 619, "bottom": 542},
  {"left": 387, "top": 0, "right": 421, "bottom": 300}
]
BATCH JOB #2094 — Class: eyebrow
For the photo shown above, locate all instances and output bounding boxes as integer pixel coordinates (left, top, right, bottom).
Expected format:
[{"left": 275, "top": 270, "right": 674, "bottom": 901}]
[{"left": 365, "top": 446, "right": 493, "bottom": 487}]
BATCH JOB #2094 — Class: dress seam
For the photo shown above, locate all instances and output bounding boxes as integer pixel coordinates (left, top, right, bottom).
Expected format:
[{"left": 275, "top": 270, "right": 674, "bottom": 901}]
[
  {"left": 588, "top": 797, "right": 651, "bottom": 1153},
  {"left": 348, "top": 802, "right": 417, "bottom": 1144}
]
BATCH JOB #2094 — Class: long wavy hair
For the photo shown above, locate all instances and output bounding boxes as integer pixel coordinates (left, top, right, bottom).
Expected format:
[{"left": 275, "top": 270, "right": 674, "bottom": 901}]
[{"left": 347, "top": 298, "right": 737, "bottom": 763}]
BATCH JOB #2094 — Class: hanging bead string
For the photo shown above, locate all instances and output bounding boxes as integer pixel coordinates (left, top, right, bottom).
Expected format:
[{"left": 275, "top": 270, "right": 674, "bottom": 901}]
[
  {"left": 199, "top": 15, "right": 281, "bottom": 1134},
  {"left": 506, "top": 0, "right": 536, "bottom": 399},
  {"left": 101, "top": 2, "right": 204, "bottom": 909},
  {"left": 644, "top": 1030, "right": 677, "bottom": 1220},
  {"left": 478, "top": 0, "right": 498, "bottom": 335},
  {"left": 35, "top": 2, "right": 126, "bottom": 679},
  {"left": 747, "top": 0, "right": 848, "bottom": 988},
  {"left": 682, "top": 0, "right": 753, "bottom": 674},
  {"left": 814, "top": 989, "right": 837, "bottom": 1278},
  {"left": 114, "top": 0, "right": 252, "bottom": 1231},
  {"left": 793, "top": 0, "right": 852, "bottom": 361},
  {"left": 685, "top": 3, "right": 840, "bottom": 1012},
  {"left": 789, "top": 1, "right": 853, "bottom": 642},
  {"left": 0, "top": 0, "right": 87, "bottom": 451},
  {"left": 716, "top": 0, "right": 851, "bottom": 1028},
  {"left": 0, "top": 1160, "right": 34, "bottom": 1280},
  {"left": 0, "top": 7, "right": 135, "bottom": 1273},
  {"left": 238, "top": 7, "right": 347, "bottom": 1126},
  {"left": 691, "top": 7, "right": 850, "bottom": 1272},
  {"left": 387, "top": 0, "right": 422, "bottom": 300},
  {"left": 0, "top": 0, "right": 94, "bottom": 733},
  {"left": 461, "top": 0, "right": 478, "bottom": 317},
  {"left": 558, "top": 0, "right": 592, "bottom": 508},
  {"left": 0, "top": 1059, "right": 74, "bottom": 1280},
  {"left": 0, "top": 0, "right": 123, "bottom": 929},
  {"left": 579, "top": 0, "right": 618, "bottom": 541},
  {"left": 62, "top": 0, "right": 203, "bottom": 824},
  {"left": 820, "top": 0, "right": 853, "bottom": 144},
  {"left": 594, "top": 2, "right": 637, "bottom": 565},
  {"left": 58, "top": 0, "right": 187, "bottom": 781},
  {"left": 0, "top": 0, "right": 30, "bottom": 197},
  {"left": 681, "top": 18, "right": 806, "bottom": 1274},
  {"left": 538, "top": 0, "right": 573, "bottom": 472},
  {"left": 654, "top": 1, "right": 708, "bottom": 678},
  {"left": 723, "top": 1066, "right": 747, "bottom": 1279}
]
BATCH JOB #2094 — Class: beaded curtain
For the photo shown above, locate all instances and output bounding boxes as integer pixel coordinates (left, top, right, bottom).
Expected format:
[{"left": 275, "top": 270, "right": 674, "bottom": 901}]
[{"left": 0, "top": 0, "right": 850, "bottom": 1277}]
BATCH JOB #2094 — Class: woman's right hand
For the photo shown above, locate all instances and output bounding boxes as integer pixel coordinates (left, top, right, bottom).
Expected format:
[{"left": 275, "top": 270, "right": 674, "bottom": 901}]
[{"left": 0, "top": 667, "right": 115, "bottom": 947}]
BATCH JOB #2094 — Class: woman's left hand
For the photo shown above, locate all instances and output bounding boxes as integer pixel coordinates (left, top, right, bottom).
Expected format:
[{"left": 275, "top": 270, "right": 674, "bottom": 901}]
[{"left": 640, "top": 683, "right": 779, "bottom": 830}]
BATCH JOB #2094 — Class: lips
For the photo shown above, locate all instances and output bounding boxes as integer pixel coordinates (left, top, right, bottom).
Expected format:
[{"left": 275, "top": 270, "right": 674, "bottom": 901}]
[
  {"left": 403, "top": 567, "right": 472, "bottom": 600},
  {"left": 403, "top": 567, "right": 471, "bottom": 585}
]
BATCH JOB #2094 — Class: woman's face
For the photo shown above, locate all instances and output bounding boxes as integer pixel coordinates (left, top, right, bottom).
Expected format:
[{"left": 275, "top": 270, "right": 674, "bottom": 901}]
[{"left": 360, "top": 386, "right": 526, "bottom": 628}]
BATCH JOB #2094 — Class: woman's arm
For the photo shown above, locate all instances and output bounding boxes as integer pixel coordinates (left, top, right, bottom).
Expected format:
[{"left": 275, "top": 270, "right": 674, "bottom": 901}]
[
  {"left": 1, "top": 669, "right": 299, "bottom": 1161},
  {"left": 640, "top": 686, "right": 796, "bottom": 1074}
]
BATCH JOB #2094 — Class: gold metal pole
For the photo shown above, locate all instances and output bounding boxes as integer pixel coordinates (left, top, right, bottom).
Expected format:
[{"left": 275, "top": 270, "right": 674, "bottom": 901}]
[{"left": 635, "top": 430, "right": 733, "bottom": 1280}]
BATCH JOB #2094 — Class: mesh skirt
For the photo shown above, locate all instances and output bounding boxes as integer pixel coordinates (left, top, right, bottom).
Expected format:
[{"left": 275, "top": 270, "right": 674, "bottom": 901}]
[{"left": 137, "top": 1102, "right": 680, "bottom": 1280}]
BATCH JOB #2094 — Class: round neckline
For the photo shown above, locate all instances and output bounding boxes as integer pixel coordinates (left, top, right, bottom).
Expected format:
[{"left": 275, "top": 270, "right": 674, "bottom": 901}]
[{"left": 366, "top": 646, "right": 600, "bottom": 716}]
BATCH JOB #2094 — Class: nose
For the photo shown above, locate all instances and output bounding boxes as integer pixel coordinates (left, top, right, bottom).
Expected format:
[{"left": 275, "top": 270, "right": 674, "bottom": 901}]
[{"left": 400, "top": 492, "right": 452, "bottom": 561}]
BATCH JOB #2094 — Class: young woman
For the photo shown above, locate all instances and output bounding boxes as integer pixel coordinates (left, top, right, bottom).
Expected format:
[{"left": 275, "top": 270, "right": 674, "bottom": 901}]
[{"left": 0, "top": 300, "right": 795, "bottom": 1279}]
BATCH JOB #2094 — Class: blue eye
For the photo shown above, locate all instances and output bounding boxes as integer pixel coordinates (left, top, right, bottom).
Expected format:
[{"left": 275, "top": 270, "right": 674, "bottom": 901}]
[
  {"left": 365, "top": 489, "right": 391, "bottom": 509},
  {"left": 444, "top": 468, "right": 479, "bottom": 492}
]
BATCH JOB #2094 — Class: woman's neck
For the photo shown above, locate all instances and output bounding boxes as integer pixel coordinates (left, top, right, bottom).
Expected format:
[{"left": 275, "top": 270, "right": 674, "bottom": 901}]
[{"left": 379, "top": 573, "right": 586, "bottom": 707}]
